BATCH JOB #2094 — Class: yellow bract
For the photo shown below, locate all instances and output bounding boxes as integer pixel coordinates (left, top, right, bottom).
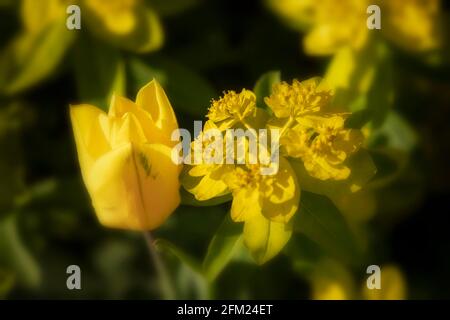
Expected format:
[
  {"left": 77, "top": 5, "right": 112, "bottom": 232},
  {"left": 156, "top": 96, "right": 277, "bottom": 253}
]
[{"left": 70, "top": 80, "right": 181, "bottom": 230}]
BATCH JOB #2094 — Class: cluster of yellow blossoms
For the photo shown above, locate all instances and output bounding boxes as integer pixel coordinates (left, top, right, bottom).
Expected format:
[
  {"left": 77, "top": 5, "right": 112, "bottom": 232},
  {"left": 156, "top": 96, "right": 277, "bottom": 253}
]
[{"left": 182, "top": 78, "right": 365, "bottom": 263}]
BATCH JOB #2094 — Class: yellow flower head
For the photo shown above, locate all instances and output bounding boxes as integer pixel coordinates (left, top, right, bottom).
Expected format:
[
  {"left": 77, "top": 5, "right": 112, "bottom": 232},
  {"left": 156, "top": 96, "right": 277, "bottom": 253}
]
[
  {"left": 284, "top": 115, "right": 364, "bottom": 180},
  {"left": 265, "top": 78, "right": 333, "bottom": 119},
  {"left": 70, "top": 80, "right": 181, "bottom": 230},
  {"left": 207, "top": 89, "right": 257, "bottom": 129}
]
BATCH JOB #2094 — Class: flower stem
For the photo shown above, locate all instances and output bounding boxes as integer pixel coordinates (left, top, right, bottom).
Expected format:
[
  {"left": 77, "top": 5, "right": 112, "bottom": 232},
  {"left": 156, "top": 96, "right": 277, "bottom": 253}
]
[{"left": 143, "top": 231, "right": 175, "bottom": 299}]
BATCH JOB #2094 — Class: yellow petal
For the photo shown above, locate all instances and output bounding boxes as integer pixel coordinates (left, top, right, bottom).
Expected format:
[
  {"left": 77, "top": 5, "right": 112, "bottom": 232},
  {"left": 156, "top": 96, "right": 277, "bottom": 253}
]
[
  {"left": 136, "top": 79, "right": 178, "bottom": 137},
  {"left": 70, "top": 104, "right": 110, "bottom": 183},
  {"left": 243, "top": 211, "right": 292, "bottom": 265},
  {"left": 109, "top": 94, "right": 138, "bottom": 117},
  {"left": 87, "top": 143, "right": 180, "bottom": 230},
  {"left": 110, "top": 112, "right": 147, "bottom": 148}
]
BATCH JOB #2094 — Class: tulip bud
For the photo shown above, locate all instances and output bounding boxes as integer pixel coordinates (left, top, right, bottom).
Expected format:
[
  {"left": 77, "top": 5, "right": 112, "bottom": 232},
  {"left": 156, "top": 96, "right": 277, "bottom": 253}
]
[{"left": 70, "top": 79, "right": 181, "bottom": 230}]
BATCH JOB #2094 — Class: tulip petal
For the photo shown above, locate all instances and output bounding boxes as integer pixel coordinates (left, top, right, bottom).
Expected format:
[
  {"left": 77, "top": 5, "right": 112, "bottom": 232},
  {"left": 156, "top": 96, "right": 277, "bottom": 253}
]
[
  {"left": 70, "top": 104, "right": 110, "bottom": 183},
  {"left": 88, "top": 143, "right": 180, "bottom": 230},
  {"left": 136, "top": 80, "right": 178, "bottom": 136}
]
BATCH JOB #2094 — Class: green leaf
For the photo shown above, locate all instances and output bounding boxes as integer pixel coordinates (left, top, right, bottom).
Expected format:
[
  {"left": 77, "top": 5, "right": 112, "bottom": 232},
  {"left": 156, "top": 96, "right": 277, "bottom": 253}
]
[
  {"left": 0, "top": 215, "right": 41, "bottom": 289},
  {"left": 73, "top": 32, "right": 125, "bottom": 111},
  {"left": 367, "top": 148, "right": 408, "bottom": 189},
  {"left": 155, "top": 239, "right": 208, "bottom": 299},
  {"left": 203, "top": 214, "right": 242, "bottom": 282},
  {"left": 368, "top": 111, "right": 417, "bottom": 152},
  {"left": 127, "top": 57, "right": 217, "bottom": 117},
  {"left": 0, "top": 20, "right": 75, "bottom": 95},
  {"left": 154, "top": 239, "right": 202, "bottom": 273},
  {"left": 345, "top": 108, "right": 372, "bottom": 129},
  {"left": 0, "top": 268, "right": 14, "bottom": 298},
  {"left": 325, "top": 42, "right": 393, "bottom": 127},
  {"left": 294, "top": 192, "right": 361, "bottom": 264},
  {"left": 253, "top": 70, "right": 281, "bottom": 111}
]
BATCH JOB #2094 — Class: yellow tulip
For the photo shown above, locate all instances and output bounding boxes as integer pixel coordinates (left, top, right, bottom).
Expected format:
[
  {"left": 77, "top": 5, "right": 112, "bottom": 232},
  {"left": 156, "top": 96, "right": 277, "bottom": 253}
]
[{"left": 70, "top": 80, "right": 181, "bottom": 230}]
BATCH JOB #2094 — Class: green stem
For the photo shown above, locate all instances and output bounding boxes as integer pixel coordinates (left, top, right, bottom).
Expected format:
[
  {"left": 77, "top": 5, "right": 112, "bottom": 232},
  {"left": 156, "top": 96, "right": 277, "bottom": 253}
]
[
  {"left": 143, "top": 231, "right": 175, "bottom": 299},
  {"left": 280, "top": 116, "right": 295, "bottom": 137}
]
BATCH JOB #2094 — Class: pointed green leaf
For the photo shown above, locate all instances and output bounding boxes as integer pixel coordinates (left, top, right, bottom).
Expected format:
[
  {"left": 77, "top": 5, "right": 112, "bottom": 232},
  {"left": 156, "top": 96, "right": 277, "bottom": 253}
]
[
  {"left": 0, "top": 215, "right": 41, "bottom": 288},
  {"left": 294, "top": 192, "right": 361, "bottom": 264},
  {"left": 203, "top": 214, "right": 242, "bottom": 282},
  {"left": 0, "top": 20, "right": 75, "bottom": 94},
  {"left": 253, "top": 70, "right": 281, "bottom": 111}
]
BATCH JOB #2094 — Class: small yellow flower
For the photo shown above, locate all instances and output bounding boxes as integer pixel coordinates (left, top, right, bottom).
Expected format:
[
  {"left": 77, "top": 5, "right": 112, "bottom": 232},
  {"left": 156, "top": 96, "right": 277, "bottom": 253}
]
[
  {"left": 207, "top": 89, "right": 257, "bottom": 130},
  {"left": 265, "top": 78, "right": 332, "bottom": 119},
  {"left": 284, "top": 115, "right": 364, "bottom": 180},
  {"left": 70, "top": 80, "right": 181, "bottom": 230}
]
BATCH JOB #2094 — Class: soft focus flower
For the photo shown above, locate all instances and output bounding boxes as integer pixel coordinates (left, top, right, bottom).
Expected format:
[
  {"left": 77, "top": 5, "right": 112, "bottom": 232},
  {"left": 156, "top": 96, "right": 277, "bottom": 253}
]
[
  {"left": 362, "top": 265, "right": 407, "bottom": 300},
  {"left": 268, "top": 0, "right": 441, "bottom": 55},
  {"left": 21, "top": 0, "right": 163, "bottom": 52},
  {"left": 70, "top": 80, "right": 181, "bottom": 230}
]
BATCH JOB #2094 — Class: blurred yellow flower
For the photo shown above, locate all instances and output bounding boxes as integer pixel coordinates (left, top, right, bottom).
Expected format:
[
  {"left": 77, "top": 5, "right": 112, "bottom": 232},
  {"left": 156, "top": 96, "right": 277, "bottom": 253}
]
[
  {"left": 363, "top": 264, "right": 407, "bottom": 300},
  {"left": 70, "top": 80, "right": 181, "bottom": 230},
  {"left": 268, "top": 0, "right": 441, "bottom": 55},
  {"left": 21, "top": 0, "right": 163, "bottom": 52}
]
